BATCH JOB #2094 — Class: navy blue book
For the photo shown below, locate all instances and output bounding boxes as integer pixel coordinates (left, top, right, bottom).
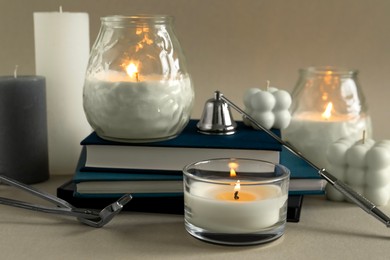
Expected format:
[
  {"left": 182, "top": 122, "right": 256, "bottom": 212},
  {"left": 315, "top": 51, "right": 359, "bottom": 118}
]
[{"left": 80, "top": 120, "right": 282, "bottom": 172}]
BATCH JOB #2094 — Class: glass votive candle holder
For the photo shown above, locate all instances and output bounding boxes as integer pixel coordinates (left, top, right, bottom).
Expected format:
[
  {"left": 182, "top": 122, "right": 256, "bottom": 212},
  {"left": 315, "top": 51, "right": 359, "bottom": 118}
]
[
  {"left": 183, "top": 158, "right": 290, "bottom": 246},
  {"left": 83, "top": 15, "right": 194, "bottom": 143}
]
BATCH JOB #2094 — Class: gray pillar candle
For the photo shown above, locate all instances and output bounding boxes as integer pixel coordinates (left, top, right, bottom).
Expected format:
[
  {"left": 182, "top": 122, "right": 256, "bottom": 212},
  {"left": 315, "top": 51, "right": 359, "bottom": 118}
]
[{"left": 0, "top": 75, "right": 49, "bottom": 184}]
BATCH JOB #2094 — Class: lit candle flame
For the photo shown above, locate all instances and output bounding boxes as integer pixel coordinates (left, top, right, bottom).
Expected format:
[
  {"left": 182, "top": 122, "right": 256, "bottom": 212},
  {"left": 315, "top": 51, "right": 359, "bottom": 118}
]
[
  {"left": 125, "top": 62, "right": 139, "bottom": 82},
  {"left": 229, "top": 162, "right": 240, "bottom": 200},
  {"left": 322, "top": 102, "right": 333, "bottom": 120},
  {"left": 234, "top": 180, "right": 240, "bottom": 192}
]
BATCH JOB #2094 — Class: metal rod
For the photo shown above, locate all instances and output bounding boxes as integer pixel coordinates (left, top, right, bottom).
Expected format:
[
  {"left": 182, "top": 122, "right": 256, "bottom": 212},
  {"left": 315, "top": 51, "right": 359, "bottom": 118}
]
[
  {"left": 219, "top": 91, "right": 390, "bottom": 228},
  {"left": 0, "top": 174, "right": 132, "bottom": 227}
]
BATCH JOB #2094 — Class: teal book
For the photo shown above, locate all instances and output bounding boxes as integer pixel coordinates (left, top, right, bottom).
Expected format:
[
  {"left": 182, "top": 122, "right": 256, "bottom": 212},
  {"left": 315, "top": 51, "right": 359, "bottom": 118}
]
[
  {"left": 73, "top": 149, "right": 182, "bottom": 197},
  {"left": 73, "top": 148, "right": 325, "bottom": 197},
  {"left": 80, "top": 120, "right": 282, "bottom": 172},
  {"left": 280, "top": 147, "right": 325, "bottom": 195},
  {"left": 280, "top": 147, "right": 321, "bottom": 179},
  {"left": 74, "top": 171, "right": 183, "bottom": 197},
  {"left": 74, "top": 173, "right": 324, "bottom": 197},
  {"left": 81, "top": 120, "right": 282, "bottom": 150}
]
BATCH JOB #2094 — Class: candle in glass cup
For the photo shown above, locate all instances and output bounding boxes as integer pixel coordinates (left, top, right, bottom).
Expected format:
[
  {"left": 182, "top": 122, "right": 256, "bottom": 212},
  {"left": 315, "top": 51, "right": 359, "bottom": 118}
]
[
  {"left": 185, "top": 182, "right": 287, "bottom": 233},
  {"left": 183, "top": 158, "right": 290, "bottom": 245}
]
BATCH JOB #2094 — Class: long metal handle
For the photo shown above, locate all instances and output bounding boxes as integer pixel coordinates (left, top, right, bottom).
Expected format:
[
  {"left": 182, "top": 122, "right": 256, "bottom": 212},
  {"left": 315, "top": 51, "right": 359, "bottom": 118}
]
[
  {"left": 220, "top": 91, "right": 390, "bottom": 228},
  {"left": 0, "top": 174, "right": 73, "bottom": 209},
  {"left": 319, "top": 169, "right": 390, "bottom": 227},
  {"left": 0, "top": 174, "right": 132, "bottom": 227},
  {"left": 0, "top": 196, "right": 99, "bottom": 219}
]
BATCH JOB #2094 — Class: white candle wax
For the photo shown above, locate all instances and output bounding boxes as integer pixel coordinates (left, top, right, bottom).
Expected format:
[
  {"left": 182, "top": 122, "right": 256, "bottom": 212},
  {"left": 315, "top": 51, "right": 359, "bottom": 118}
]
[
  {"left": 283, "top": 112, "right": 368, "bottom": 168},
  {"left": 243, "top": 87, "right": 292, "bottom": 130},
  {"left": 83, "top": 71, "right": 193, "bottom": 140},
  {"left": 185, "top": 182, "right": 287, "bottom": 233},
  {"left": 34, "top": 10, "right": 91, "bottom": 174},
  {"left": 326, "top": 138, "right": 390, "bottom": 205}
]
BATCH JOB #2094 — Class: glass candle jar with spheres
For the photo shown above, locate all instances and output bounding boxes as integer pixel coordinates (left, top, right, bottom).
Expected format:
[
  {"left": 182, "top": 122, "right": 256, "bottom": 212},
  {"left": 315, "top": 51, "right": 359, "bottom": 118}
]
[
  {"left": 282, "top": 67, "right": 372, "bottom": 168},
  {"left": 83, "top": 15, "right": 194, "bottom": 142}
]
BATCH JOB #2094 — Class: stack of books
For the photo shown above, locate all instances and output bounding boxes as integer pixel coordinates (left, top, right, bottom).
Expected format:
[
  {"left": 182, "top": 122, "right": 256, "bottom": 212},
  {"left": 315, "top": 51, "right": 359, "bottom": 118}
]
[{"left": 57, "top": 120, "right": 325, "bottom": 221}]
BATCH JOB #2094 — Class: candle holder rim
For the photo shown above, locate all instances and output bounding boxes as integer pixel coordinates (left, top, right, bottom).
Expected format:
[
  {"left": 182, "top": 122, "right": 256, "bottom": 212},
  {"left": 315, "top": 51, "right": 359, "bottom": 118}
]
[
  {"left": 183, "top": 158, "right": 290, "bottom": 185},
  {"left": 101, "top": 14, "right": 173, "bottom": 25},
  {"left": 301, "top": 66, "right": 358, "bottom": 76}
]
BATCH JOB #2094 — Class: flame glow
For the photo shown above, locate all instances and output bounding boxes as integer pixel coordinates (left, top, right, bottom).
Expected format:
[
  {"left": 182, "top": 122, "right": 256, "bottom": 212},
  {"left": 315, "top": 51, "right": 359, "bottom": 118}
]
[
  {"left": 229, "top": 162, "right": 238, "bottom": 177},
  {"left": 135, "top": 30, "right": 154, "bottom": 52},
  {"left": 126, "top": 63, "right": 137, "bottom": 76},
  {"left": 125, "top": 62, "right": 139, "bottom": 81},
  {"left": 324, "top": 70, "right": 334, "bottom": 85},
  {"left": 322, "top": 102, "right": 333, "bottom": 120}
]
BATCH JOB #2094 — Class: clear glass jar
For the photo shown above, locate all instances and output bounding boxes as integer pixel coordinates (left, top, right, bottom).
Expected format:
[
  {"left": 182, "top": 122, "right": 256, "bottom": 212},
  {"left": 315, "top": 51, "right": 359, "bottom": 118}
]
[
  {"left": 282, "top": 66, "right": 372, "bottom": 168},
  {"left": 83, "top": 15, "right": 194, "bottom": 142},
  {"left": 183, "top": 158, "right": 289, "bottom": 245}
]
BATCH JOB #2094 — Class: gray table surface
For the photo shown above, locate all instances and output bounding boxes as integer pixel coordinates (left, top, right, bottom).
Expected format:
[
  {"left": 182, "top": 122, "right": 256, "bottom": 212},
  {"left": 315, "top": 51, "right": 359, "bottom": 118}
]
[{"left": 1, "top": 175, "right": 389, "bottom": 260}]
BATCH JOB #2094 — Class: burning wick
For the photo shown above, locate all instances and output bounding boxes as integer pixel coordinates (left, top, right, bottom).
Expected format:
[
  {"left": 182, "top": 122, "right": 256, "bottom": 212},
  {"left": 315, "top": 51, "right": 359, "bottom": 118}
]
[
  {"left": 234, "top": 180, "right": 240, "bottom": 200},
  {"left": 229, "top": 163, "right": 240, "bottom": 200},
  {"left": 234, "top": 191, "right": 239, "bottom": 200}
]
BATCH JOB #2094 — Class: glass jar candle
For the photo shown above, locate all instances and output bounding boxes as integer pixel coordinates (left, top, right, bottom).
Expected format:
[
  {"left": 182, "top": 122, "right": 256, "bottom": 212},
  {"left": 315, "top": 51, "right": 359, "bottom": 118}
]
[
  {"left": 183, "top": 158, "right": 290, "bottom": 245},
  {"left": 83, "top": 15, "right": 194, "bottom": 142},
  {"left": 282, "top": 66, "right": 372, "bottom": 168}
]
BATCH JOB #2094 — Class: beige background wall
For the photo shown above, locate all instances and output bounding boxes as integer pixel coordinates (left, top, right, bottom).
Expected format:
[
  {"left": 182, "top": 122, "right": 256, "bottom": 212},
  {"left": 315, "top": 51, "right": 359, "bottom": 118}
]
[{"left": 0, "top": 0, "right": 389, "bottom": 139}]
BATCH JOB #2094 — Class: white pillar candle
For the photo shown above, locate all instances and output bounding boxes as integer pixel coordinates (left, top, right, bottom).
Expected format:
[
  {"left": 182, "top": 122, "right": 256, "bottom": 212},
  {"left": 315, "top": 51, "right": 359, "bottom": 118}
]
[
  {"left": 34, "top": 9, "right": 91, "bottom": 174},
  {"left": 185, "top": 182, "right": 287, "bottom": 233}
]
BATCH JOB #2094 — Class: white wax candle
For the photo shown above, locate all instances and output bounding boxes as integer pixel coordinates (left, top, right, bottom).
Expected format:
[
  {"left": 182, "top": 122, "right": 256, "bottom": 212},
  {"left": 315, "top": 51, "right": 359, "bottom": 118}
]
[
  {"left": 326, "top": 138, "right": 390, "bottom": 205},
  {"left": 34, "top": 10, "right": 91, "bottom": 174},
  {"left": 243, "top": 87, "right": 292, "bottom": 129},
  {"left": 185, "top": 182, "right": 287, "bottom": 233},
  {"left": 83, "top": 71, "right": 193, "bottom": 140},
  {"left": 283, "top": 112, "right": 368, "bottom": 168}
]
